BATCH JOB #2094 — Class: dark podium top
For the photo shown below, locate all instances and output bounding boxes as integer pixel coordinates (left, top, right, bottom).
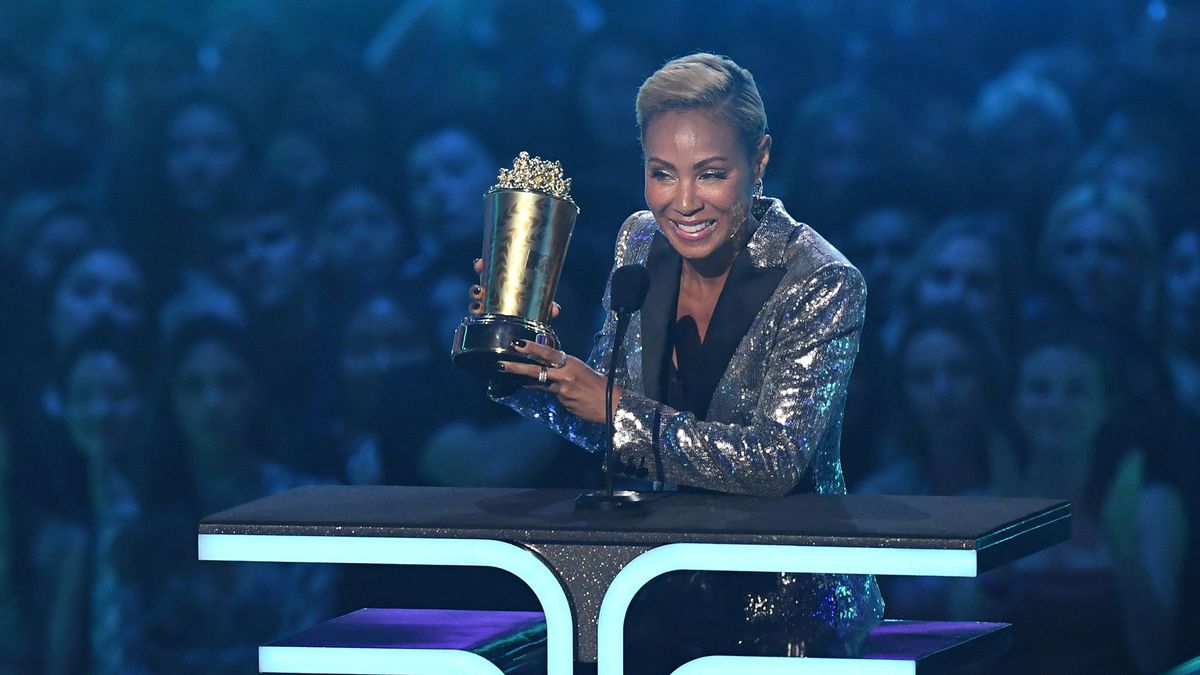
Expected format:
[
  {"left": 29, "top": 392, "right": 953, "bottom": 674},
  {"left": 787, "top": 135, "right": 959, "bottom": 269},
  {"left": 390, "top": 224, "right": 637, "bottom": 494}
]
[{"left": 200, "top": 485, "right": 1069, "bottom": 573}]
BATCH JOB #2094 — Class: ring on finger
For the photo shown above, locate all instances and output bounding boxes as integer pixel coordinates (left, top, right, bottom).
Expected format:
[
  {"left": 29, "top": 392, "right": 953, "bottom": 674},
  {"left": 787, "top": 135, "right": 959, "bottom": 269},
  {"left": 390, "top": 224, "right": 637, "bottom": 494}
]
[
  {"left": 538, "top": 366, "right": 549, "bottom": 385},
  {"left": 551, "top": 351, "right": 568, "bottom": 368}
]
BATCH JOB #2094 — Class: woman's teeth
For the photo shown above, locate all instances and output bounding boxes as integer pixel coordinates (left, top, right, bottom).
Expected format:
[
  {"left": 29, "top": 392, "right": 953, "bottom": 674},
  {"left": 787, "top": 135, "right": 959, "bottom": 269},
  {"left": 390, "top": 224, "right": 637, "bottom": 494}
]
[{"left": 676, "top": 220, "right": 713, "bottom": 234}]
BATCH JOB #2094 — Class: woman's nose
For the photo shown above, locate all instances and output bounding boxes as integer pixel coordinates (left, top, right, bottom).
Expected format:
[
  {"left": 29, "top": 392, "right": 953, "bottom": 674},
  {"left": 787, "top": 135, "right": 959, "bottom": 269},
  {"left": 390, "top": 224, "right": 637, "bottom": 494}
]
[{"left": 673, "top": 180, "right": 701, "bottom": 216}]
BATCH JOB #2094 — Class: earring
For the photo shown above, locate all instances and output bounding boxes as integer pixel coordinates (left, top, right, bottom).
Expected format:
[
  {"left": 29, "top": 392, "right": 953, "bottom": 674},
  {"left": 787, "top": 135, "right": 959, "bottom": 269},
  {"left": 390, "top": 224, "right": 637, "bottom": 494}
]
[{"left": 753, "top": 179, "right": 764, "bottom": 198}]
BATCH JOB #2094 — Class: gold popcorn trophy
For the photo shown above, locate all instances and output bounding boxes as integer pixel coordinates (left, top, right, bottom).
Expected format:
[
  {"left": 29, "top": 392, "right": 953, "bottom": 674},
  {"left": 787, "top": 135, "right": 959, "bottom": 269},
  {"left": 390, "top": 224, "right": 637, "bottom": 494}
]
[{"left": 451, "top": 152, "right": 578, "bottom": 385}]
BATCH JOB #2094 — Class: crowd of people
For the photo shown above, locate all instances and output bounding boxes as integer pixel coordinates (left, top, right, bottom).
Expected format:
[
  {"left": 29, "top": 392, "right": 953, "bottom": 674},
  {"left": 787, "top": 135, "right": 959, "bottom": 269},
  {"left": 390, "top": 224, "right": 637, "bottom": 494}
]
[{"left": 0, "top": 0, "right": 1197, "bottom": 673}]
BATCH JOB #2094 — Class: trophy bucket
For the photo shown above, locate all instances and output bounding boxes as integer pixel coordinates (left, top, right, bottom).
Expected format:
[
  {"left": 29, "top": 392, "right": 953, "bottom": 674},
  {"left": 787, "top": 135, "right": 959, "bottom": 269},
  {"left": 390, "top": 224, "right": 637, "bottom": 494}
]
[{"left": 450, "top": 153, "right": 578, "bottom": 381}]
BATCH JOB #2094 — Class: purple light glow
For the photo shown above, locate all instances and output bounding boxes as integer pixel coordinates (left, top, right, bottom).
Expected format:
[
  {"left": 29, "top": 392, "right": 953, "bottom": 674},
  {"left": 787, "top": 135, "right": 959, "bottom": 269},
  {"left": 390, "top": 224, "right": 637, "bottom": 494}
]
[
  {"left": 272, "top": 608, "right": 546, "bottom": 651},
  {"left": 861, "top": 620, "right": 1007, "bottom": 661}
]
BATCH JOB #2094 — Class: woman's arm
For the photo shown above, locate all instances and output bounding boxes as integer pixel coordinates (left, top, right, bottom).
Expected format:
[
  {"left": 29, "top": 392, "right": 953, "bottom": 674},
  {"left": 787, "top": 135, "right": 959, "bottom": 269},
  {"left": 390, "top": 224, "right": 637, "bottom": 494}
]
[
  {"left": 611, "top": 263, "right": 866, "bottom": 496},
  {"left": 494, "top": 215, "right": 643, "bottom": 452}
]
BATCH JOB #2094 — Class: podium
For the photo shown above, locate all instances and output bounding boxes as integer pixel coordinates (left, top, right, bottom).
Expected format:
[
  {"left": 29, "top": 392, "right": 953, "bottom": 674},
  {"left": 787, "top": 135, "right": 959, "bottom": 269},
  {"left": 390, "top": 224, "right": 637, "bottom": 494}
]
[{"left": 199, "top": 486, "right": 1069, "bottom": 675}]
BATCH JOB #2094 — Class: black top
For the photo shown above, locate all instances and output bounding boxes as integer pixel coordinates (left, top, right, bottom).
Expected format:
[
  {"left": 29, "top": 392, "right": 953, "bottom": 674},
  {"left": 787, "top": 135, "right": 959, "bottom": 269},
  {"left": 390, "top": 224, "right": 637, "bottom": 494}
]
[
  {"left": 665, "top": 317, "right": 702, "bottom": 417},
  {"left": 647, "top": 231, "right": 787, "bottom": 421}
]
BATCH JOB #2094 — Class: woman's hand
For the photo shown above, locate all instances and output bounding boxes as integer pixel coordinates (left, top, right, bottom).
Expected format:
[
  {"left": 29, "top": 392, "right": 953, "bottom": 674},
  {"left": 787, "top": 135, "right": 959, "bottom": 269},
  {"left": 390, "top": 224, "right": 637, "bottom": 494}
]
[
  {"left": 498, "top": 339, "right": 619, "bottom": 424},
  {"left": 467, "top": 258, "right": 560, "bottom": 318}
]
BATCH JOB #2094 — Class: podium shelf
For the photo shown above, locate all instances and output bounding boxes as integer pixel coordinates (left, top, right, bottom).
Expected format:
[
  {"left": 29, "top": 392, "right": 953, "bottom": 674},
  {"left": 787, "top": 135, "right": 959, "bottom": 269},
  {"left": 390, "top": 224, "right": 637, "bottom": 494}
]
[
  {"left": 670, "top": 620, "right": 1011, "bottom": 675},
  {"left": 259, "top": 608, "right": 546, "bottom": 674}
]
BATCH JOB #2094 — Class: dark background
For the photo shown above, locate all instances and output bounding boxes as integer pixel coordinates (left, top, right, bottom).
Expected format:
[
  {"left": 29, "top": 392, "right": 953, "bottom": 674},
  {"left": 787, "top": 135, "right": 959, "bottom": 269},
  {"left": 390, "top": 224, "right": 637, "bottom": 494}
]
[{"left": 0, "top": 0, "right": 1197, "bottom": 672}]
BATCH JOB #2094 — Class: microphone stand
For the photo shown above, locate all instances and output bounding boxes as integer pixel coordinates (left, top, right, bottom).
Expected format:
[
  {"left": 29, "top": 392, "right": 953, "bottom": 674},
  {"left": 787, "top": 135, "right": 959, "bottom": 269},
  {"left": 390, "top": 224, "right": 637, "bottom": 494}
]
[{"left": 576, "top": 306, "right": 646, "bottom": 513}]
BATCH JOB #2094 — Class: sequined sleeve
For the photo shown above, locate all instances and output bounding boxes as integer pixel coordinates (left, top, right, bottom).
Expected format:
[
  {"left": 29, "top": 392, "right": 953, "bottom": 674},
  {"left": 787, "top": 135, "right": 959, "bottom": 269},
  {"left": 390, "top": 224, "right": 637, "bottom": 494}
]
[
  {"left": 611, "top": 263, "right": 865, "bottom": 497},
  {"left": 491, "top": 215, "right": 642, "bottom": 452}
]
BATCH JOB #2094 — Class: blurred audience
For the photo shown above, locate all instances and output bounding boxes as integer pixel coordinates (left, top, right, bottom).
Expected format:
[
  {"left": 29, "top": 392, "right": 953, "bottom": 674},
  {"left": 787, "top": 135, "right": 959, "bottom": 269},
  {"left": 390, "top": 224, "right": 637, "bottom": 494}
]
[{"left": 0, "top": 1, "right": 1197, "bottom": 672}]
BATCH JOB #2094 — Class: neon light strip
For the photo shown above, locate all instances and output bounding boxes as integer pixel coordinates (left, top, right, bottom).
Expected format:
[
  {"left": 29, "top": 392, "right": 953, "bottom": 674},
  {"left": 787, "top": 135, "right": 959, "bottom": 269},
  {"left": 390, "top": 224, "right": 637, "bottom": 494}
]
[
  {"left": 670, "top": 655, "right": 915, "bottom": 675},
  {"left": 199, "top": 534, "right": 571, "bottom": 675},
  {"left": 259, "top": 645, "right": 505, "bottom": 674},
  {"left": 1163, "top": 654, "right": 1200, "bottom": 675},
  {"left": 597, "top": 543, "right": 976, "bottom": 675}
]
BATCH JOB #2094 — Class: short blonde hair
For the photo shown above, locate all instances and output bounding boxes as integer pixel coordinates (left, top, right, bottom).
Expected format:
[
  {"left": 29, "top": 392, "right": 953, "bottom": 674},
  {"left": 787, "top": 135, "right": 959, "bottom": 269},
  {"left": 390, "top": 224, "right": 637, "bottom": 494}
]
[
  {"left": 635, "top": 53, "right": 767, "bottom": 160},
  {"left": 1039, "top": 181, "right": 1161, "bottom": 333},
  {"left": 1039, "top": 182, "right": 1157, "bottom": 271}
]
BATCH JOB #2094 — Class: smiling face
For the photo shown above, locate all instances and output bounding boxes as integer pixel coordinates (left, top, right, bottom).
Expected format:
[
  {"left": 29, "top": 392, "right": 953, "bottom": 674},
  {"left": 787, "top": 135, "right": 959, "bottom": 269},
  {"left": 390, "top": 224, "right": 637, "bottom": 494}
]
[
  {"left": 916, "top": 235, "right": 1001, "bottom": 318},
  {"left": 339, "top": 295, "right": 429, "bottom": 419},
  {"left": 851, "top": 210, "right": 920, "bottom": 298},
  {"left": 51, "top": 249, "right": 145, "bottom": 349},
  {"left": 164, "top": 103, "right": 247, "bottom": 214},
  {"left": 215, "top": 211, "right": 305, "bottom": 309},
  {"left": 65, "top": 349, "right": 143, "bottom": 462},
  {"left": 406, "top": 128, "right": 495, "bottom": 245},
  {"left": 1051, "top": 209, "right": 1136, "bottom": 319},
  {"left": 642, "top": 109, "right": 768, "bottom": 268},
  {"left": 902, "top": 328, "right": 983, "bottom": 437},
  {"left": 1014, "top": 345, "right": 1108, "bottom": 455},
  {"left": 171, "top": 338, "right": 258, "bottom": 457},
  {"left": 320, "top": 185, "right": 404, "bottom": 274}
]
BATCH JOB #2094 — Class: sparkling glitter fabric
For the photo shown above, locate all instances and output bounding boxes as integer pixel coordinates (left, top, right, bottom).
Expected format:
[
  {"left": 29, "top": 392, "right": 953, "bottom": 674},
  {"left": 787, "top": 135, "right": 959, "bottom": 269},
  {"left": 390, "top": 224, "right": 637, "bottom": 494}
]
[{"left": 500, "top": 197, "right": 884, "bottom": 654}]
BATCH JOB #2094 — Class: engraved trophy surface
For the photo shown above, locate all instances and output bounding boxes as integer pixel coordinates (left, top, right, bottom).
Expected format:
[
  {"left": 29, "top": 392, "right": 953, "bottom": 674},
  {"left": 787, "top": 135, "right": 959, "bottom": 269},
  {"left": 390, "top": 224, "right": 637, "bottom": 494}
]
[{"left": 451, "top": 152, "right": 578, "bottom": 383}]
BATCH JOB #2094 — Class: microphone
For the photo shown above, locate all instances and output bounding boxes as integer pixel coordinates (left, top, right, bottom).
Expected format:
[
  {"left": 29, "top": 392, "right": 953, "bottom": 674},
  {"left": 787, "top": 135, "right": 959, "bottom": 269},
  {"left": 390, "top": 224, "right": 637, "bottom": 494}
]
[
  {"left": 610, "top": 263, "right": 650, "bottom": 315},
  {"left": 577, "top": 264, "right": 649, "bottom": 513}
]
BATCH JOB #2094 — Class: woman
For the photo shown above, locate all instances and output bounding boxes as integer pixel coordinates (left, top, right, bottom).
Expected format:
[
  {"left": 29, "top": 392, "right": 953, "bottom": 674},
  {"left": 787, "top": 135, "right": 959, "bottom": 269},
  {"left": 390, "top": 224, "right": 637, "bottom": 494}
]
[
  {"left": 110, "top": 94, "right": 252, "bottom": 297},
  {"left": 48, "top": 330, "right": 156, "bottom": 675},
  {"left": 479, "top": 53, "right": 883, "bottom": 669},
  {"left": 49, "top": 246, "right": 147, "bottom": 353},
  {"left": 1037, "top": 182, "right": 1159, "bottom": 337},
  {"left": 143, "top": 318, "right": 336, "bottom": 674},
  {"left": 311, "top": 179, "right": 411, "bottom": 294},
  {"left": 883, "top": 213, "right": 1024, "bottom": 355},
  {"left": 857, "top": 307, "right": 1015, "bottom": 498},
  {"left": 975, "top": 330, "right": 1187, "bottom": 674}
]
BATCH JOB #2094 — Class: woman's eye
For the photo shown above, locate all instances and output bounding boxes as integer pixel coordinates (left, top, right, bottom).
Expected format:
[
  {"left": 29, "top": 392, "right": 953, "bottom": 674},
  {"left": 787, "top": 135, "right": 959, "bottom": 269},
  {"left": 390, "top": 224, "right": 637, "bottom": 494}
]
[
  {"left": 649, "top": 170, "right": 675, "bottom": 181},
  {"left": 699, "top": 171, "right": 727, "bottom": 180}
]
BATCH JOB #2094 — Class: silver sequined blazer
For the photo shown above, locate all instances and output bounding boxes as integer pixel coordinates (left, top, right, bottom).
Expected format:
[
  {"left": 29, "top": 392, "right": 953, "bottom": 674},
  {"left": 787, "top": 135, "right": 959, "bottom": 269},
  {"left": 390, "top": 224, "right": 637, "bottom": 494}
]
[{"left": 504, "top": 196, "right": 865, "bottom": 500}]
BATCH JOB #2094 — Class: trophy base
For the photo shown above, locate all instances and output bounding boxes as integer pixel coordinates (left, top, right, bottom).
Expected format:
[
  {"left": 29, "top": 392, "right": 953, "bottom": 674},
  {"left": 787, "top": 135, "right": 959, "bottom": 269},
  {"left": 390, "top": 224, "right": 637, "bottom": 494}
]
[{"left": 451, "top": 314, "right": 559, "bottom": 383}]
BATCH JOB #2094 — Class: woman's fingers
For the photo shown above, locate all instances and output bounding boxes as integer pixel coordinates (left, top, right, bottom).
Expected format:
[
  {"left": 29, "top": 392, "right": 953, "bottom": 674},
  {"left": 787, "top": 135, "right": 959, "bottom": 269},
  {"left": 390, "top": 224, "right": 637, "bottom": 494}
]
[
  {"left": 469, "top": 284, "right": 484, "bottom": 314},
  {"left": 470, "top": 259, "right": 565, "bottom": 321},
  {"left": 510, "top": 339, "right": 568, "bottom": 366},
  {"left": 499, "top": 338, "right": 572, "bottom": 381},
  {"left": 467, "top": 259, "right": 486, "bottom": 314},
  {"left": 496, "top": 359, "right": 555, "bottom": 389},
  {"left": 499, "top": 347, "right": 610, "bottom": 423}
]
